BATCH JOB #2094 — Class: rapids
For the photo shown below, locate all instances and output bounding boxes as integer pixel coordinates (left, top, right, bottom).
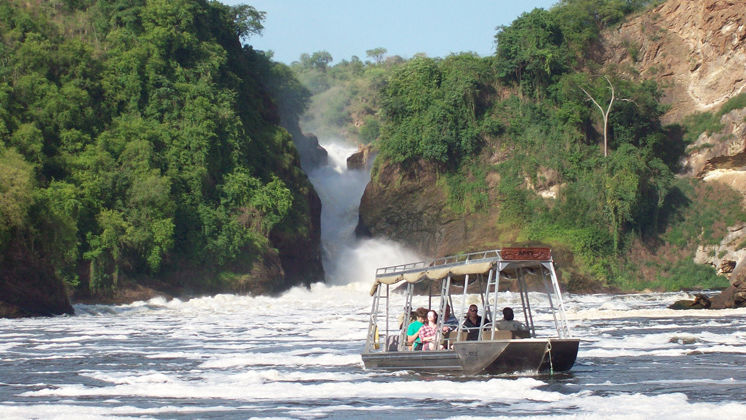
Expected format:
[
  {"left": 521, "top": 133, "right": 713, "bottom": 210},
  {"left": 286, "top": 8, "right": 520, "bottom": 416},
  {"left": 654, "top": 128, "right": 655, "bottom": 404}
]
[
  {"left": 1, "top": 139, "right": 745, "bottom": 419},
  {"left": 1, "top": 290, "right": 745, "bottom": 419}
]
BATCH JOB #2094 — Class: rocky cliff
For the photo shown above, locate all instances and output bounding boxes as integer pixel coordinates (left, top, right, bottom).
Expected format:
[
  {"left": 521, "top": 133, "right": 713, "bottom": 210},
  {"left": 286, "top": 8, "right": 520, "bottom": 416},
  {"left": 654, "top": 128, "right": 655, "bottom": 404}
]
[
  {"left": 0, "top": 241, "right": 73, "bottom": 318},
  {"left": 600, "top": 0, "right": 746, "bottom": 281},
  {"left": 602, "top": 0, "right": 746, "bottom": 124}
]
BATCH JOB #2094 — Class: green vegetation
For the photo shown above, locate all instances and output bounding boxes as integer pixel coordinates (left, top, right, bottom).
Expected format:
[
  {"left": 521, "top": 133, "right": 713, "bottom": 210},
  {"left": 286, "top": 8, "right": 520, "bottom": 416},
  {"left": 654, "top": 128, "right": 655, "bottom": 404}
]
[
  {"left": 293, "top": 0, "right": 743, "bottom": 292},
  {"left": 615, "top": 258, "right": 727, "bottom": 291},
  {"left": 662, "top": 179, "right": 746, "bottom": 247},
  {"left": 287, "top": 46, "right": 406, "bottom": 143},
  {"left": 3, "top": 0, "right": 740, "bottom": 299},
  {"left": 0, "top": 1, "right": 315, "bottom": 296},
  {"left": 378, "top": 54, "right": 489, "bottom": 168},
  {"left": 681, "top": 92, "right": 746, "bottom": 144}
]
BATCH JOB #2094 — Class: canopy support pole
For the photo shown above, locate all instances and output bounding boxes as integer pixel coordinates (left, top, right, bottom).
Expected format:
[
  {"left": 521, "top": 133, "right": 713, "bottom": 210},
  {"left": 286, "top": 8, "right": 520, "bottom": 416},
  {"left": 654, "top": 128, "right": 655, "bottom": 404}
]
[
  {"left": 544, "top": 261, "right": 570, "bottom": 337},
  {"left": 518, "top": 268, "right": 536, "bottom": 338},
  {"left": 456, "top": 274, "right": 470, "bottom": 338},
  {"left": 541, "top": 267, "right": 561, "bottom": 337}
]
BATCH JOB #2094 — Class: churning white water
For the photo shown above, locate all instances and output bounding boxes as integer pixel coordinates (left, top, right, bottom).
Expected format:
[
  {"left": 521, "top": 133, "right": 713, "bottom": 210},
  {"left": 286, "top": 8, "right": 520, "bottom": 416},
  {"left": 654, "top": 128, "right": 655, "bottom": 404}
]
[
  {"left": 2, "top": 138, "right": 746, "bottom": 419},
  {"left": 2, "top": 291, "right": 746, "bottom": 419}
]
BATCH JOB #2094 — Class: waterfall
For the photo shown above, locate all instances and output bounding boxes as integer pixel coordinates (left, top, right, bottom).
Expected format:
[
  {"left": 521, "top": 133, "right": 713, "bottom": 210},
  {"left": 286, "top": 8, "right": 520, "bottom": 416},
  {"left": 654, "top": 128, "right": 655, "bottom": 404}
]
[{"left": 305, "top": 138, "right": 421, "bottom": 287}]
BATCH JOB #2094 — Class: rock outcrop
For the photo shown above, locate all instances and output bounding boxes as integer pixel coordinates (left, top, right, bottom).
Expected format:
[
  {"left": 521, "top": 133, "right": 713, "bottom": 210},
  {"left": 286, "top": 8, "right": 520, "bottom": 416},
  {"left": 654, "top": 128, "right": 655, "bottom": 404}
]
[
  {"left": 0, "top": 242, "right": 73, "bottom": 318},
  {"left": 671, "top": 278, "right": 746, "bottom": 309},
  {"left": 269, "top": 182, "right": 324, "bottom": 290},
  {"left": 708, "top": 278, "right": 746, "bottom": 308},
  {"left": 732, "top": 255, "right": 746, "bottom": 283},
  {"left": 668, "top": 293, "right": 712, "bottom": 309},
  {"left": 602, "top": 0, "right": 746, "bottom": 124},
  {"left": 282, "top": 123, "right": 328, "bottom": 171},
  {"left": 358, "top": 160, "right": 501, "bottom": 257},
  {"left": 694, "top": 223, "right": 746, "bottom": 280},
  {"left": 347, "top": 144, "right": 375, "bottom": 170},
  {"left": 680, "top": 107, "right": 746, "bottom": 205}
]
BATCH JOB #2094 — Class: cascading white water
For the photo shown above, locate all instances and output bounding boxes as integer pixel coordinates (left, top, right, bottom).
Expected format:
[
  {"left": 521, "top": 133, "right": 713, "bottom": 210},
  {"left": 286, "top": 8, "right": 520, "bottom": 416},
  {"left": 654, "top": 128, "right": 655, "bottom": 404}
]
[{"left": 305, "top": 138, "right": 421, "bottom": 287}]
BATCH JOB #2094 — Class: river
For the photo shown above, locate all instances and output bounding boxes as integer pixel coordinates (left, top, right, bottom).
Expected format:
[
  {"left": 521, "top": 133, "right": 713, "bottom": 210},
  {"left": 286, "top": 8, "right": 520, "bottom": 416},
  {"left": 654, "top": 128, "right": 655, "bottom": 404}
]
[{"left": 1, "top": 140, "right": 745, "bottom": 419}]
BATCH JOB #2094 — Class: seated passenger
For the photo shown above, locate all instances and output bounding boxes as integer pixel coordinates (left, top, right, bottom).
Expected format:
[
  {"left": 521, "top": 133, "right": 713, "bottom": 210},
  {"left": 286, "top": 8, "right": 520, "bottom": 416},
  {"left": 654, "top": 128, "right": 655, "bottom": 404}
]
[
  {"left": 462, "top": 304, "right": 490, "bottom": 340},
  {"left": 496, "top": 307, "right": 529, "bottom": 334},
  {"left": 407, "top": 307, "right": 428, "bottom": 350},
  {"left": 418, "top": 310, "right": 440, "bottom": 351},
  {"left": 442, "top": 304, "right": 459, "bottom": 332}
]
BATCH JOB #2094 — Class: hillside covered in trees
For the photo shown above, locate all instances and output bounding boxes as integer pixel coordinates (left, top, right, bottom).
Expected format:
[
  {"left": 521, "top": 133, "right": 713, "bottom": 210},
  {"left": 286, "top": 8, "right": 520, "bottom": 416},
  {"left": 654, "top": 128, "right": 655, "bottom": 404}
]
[
  {"left": 296, "top": 0, "right": 746, "bottom": 292},
  {"left": 0, "top": 0, "right": 322, "bottom": 316},
  {"left": 3, "top": 0, "right": 745, "bottom": 317}
]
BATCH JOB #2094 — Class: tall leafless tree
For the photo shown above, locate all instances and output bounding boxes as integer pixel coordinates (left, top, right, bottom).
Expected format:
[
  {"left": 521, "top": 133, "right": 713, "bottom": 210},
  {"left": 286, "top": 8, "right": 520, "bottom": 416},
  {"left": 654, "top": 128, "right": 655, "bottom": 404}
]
[{"left": 580, "top": 76, "right": 635, "bottom": 157}]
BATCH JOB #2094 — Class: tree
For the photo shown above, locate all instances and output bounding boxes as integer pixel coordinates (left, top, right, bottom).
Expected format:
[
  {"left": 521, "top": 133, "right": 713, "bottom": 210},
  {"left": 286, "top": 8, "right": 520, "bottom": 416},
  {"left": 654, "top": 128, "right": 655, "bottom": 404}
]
[
  {"left": 0, "top": 0, "right": 318, "bottom": 296},
  {"left": 378, "top": 55, "right": 490, "bottom": 167},
  {"left": 0, "top": 148, "right": 34, "bottom": 242},
  {"left": 580, "top": 76, "right": 615, "bottom": 157},
  {"left": 309, "top": 51, "right": 333, "bottom": 72},
  {"left": 366, "top": 47, "right": 387, "bottom": 64},
  {"left": 580, "top": 75, "right": 635, "bottom": 157},
  {"left": 602, "top": 144, "right": 645, "bottom": 252},
  {"left": 495, "top": 8, "right": 567, "bottom": 99},
  {"left": 230, "top": 4, "right": 265, "bottom": 39}
]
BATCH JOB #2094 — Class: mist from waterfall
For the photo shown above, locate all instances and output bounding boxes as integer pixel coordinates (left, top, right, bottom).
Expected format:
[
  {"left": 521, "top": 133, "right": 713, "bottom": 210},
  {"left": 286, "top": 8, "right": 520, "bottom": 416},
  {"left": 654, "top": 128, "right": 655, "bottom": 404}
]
[{"left": 305, "top": 138, "right": 421, "bottom": 287}]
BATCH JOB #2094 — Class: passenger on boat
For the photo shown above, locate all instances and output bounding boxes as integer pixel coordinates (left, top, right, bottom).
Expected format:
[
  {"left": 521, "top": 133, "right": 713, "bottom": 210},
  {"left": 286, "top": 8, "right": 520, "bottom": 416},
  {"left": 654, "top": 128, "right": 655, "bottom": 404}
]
[
  {"left": 442, "top": 304, "right": 459, "bottom": 332},
  {"left": 418, "top": 310, "right": 440, "bottom": 351},
  {"left": 463, "top": 304, "right": 490, "bottom": 340},
  {"left": 406, "top": 308, "right": 428, "bottom": 350},
  {"left": 496, "top": 307, "right": 528, "bottom": 333}
]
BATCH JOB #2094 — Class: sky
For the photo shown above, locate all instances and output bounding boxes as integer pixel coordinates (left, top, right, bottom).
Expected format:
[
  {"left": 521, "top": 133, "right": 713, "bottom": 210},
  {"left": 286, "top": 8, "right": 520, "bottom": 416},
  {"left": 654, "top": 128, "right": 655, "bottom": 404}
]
[{"left": 221, "top": 0, "right": 558, "bottom": 65}]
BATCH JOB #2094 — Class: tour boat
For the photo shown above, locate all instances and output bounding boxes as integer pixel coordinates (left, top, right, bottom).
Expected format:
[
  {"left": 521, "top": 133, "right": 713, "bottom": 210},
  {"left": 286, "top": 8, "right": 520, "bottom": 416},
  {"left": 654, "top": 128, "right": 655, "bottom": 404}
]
[{"left": 361, "top": 248, "right": 579, "bottom": 375}]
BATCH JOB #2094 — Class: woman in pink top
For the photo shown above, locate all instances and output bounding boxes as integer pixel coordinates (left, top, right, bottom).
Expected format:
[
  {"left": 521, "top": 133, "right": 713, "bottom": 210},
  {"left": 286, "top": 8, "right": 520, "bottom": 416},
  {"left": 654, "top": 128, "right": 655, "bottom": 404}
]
[{"left": 418, "top": 310, "right": 440, "bottom": 351}]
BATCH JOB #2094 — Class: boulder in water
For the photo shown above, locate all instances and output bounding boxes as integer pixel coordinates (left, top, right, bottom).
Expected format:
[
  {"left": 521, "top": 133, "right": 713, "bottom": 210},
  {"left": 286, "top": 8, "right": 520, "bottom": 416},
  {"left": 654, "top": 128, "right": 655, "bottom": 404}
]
[
  {"left": 669, "top": 278, "right": 746, "bottom": 310},
  {"left": 709, "top": 279, "right": 746, "bottom": 309},
  {"left": 668, "top": 293, "right": 711, "bottom": 310}
]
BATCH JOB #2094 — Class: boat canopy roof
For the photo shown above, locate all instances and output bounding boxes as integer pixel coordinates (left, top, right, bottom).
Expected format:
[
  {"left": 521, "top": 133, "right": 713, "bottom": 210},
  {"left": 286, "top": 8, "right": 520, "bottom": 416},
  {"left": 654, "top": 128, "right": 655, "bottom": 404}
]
[{"left": 370, "top": 248, "right": 552, "bottom": 295}]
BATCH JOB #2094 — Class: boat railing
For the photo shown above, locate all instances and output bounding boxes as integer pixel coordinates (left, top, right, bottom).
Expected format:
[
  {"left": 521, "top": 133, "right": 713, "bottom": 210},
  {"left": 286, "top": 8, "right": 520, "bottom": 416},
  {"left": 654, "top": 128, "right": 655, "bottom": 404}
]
[
  {"left": 375, "top": 249, "right": 503, "bottom": 278},
  {"left": 375, "top": 261, "right": 428, "bottom": 277}
]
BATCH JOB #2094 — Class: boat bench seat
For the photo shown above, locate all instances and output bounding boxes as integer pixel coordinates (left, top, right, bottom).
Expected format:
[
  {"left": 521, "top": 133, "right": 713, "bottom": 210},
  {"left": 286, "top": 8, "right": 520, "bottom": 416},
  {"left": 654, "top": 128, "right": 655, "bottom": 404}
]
[
  {"left": 454, "top": 329, "right": 518, "bottom": 342},
  {"left": 483, "top": 329, "right": 513, "bottom": 340}
]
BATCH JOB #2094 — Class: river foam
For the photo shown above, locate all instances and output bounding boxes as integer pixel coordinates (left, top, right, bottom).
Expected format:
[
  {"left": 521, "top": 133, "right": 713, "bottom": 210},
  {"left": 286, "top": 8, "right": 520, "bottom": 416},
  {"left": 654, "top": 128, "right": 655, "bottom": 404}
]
[{"left": 2, "top": 138, "right": 745, "bottom": 418}]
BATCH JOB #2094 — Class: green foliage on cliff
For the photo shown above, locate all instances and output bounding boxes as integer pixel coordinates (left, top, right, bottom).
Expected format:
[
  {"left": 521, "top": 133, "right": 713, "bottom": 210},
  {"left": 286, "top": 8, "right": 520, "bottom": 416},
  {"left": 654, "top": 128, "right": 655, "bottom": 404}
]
[
  {"left": 327, "top": 0, "right": 737, "bottom": 291},
  {"left": 0, "top": 0, "right": 313, "bottom": 295},
  {"left": 680, "top": 92, "right": 746, "bottom": 145},
  {"left": 378, "top": 54, "right": 489, "bottom": 168}
]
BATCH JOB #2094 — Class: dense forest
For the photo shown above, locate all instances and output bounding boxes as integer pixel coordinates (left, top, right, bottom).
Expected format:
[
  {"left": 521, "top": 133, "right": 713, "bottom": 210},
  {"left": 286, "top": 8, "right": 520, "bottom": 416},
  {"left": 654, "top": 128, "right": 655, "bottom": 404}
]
[
  {"left": 293, "top": 0, "right": 746, "bottom": 291},
  {"left": 0, "top": 0, "right": 321, "bottom": 313}
]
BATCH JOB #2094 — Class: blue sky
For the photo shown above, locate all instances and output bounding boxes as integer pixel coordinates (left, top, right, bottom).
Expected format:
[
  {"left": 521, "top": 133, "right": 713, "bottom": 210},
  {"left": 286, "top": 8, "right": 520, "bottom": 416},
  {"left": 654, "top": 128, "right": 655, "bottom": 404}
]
[{"left": 221, "top": 1, "right": 558, "bottom": 64}]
